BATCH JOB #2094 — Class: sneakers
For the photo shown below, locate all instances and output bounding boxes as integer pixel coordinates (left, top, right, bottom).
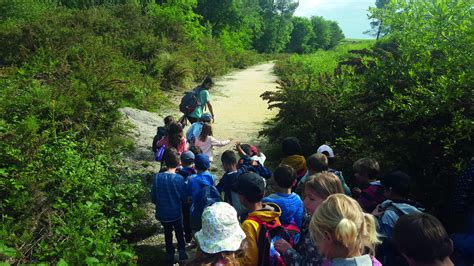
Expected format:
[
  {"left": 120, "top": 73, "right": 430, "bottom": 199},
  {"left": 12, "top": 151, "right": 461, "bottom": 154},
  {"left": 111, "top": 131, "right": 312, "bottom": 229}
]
[{"left": 178, "top": 250, "right": 188, "bottom": 261}]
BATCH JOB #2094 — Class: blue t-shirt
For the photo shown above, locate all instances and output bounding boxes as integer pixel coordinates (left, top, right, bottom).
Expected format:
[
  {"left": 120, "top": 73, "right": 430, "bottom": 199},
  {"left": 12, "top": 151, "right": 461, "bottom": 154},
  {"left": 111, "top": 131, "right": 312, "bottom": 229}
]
[
  {"left": 263, "top": 192, "right": 304, "bottom": 228},
  {"left": 151, "top": 172, "right": 187, "bottom": 222}
]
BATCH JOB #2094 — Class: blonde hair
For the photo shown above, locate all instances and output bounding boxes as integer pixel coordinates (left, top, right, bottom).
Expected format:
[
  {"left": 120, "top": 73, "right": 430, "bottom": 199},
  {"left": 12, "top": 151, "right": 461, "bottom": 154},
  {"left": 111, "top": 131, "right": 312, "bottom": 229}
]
[
  {"left": 304, "top": 172, "right": 344, "bottom": 199},
  {"left": 310, "top": 194, "right": 380, "bottom": 257}
]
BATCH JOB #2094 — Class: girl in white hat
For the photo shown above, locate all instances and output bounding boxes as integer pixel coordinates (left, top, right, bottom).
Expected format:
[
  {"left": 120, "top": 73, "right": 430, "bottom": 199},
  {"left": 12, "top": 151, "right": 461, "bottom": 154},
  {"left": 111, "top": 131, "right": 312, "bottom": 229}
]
[{"left": 188, "top": 202, "right": 247, "bottom": 266}]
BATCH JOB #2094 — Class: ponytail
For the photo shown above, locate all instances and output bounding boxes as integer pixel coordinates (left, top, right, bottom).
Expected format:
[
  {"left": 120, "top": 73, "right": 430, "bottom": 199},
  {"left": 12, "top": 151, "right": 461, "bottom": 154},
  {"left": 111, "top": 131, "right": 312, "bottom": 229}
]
[
  {"left": 310, "top": 194, "right": 380, "bottom": 257},
  {"left": 361, "top": 213, "right": 381, "bottom": 255},
  {"left": 335, "top": 218, "right": 358, "bottom": 250}
]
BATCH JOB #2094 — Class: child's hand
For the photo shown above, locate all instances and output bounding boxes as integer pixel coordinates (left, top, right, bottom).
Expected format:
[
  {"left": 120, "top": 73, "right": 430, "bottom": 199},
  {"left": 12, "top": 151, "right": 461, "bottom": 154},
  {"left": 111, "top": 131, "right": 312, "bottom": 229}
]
[
  {"left": 274, "top": 239, "right": 292, "bottom": 254},
  {"left": 351, "top": 187, "right": 362, "bottom": 198},
  {"left": 372, "top": 204, "right": 384, "bottom": 217}
]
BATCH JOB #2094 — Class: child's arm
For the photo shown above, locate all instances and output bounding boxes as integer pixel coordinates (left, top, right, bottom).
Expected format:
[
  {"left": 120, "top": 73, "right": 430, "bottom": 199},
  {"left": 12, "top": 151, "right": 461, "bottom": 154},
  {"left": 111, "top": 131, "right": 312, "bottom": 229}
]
[
  {"left": 295, "top": 199, "right": 304, "bottom": 228},
  {"left": 210, "top": 136, "right": 231, "bottom": 147}
]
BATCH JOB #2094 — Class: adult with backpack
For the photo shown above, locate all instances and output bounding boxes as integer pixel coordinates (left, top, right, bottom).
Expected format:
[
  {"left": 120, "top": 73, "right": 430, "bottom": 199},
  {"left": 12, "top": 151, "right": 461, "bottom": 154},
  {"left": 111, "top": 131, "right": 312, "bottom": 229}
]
[{"left": 180, "top": 77, "right": 215, "bottom": 125}]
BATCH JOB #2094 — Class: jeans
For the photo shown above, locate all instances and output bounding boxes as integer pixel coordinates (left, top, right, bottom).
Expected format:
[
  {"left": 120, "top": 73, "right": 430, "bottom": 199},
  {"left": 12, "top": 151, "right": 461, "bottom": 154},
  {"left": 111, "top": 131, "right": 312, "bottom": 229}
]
[
  {"left": 161, "top": 219, "right": 185, "bottom": 254},
  {"left": 182, "top": 202, "right": 192, "bottom": 243}
]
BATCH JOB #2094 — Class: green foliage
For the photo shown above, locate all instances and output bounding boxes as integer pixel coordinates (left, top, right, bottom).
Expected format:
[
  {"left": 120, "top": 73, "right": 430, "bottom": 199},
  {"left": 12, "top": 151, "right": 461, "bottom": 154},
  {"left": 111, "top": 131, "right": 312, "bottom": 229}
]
[
  {"left": 263, "top": 0, "right": 473, "bottom": 217},
  {"left": 0, "top": 1, "right": 266, "bottom": 264}
]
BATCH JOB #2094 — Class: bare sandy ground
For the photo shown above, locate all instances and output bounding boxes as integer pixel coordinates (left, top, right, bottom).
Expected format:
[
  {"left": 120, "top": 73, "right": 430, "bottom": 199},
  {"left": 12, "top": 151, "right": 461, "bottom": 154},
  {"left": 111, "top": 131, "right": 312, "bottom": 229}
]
[
  {"left": 123, "top": 62, "right": 279, "bottom": 265},
  {"left": 209, "top": 62, "right": 278, "bottom": 164}
]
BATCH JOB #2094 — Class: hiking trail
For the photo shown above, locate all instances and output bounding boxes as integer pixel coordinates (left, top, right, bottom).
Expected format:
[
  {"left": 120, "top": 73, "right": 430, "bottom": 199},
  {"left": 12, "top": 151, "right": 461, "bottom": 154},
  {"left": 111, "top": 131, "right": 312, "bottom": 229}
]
[{"left": 120, "top": 62, "right": 279, "bottom": 265}]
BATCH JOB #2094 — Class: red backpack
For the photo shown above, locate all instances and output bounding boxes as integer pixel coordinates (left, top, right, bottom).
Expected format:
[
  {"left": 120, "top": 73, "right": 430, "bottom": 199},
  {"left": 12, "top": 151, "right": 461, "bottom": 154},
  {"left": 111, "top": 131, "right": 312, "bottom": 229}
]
[{"left": 247, "top": 216, "right": 301, "bottom": 266}]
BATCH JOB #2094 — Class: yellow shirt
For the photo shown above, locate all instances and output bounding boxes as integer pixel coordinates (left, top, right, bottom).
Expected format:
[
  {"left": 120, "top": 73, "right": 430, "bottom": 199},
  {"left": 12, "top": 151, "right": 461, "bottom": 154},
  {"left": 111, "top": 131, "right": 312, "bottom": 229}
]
[{"left": 240, "top": 203, "right": 282, "bottom": 266}]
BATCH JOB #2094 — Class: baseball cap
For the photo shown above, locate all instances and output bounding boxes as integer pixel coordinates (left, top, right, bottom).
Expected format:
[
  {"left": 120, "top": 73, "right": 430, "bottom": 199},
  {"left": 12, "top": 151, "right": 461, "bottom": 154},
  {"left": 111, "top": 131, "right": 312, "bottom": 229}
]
[
  {"left": 250, "top": 146, "right": 259, "bottom": 156},
  {"left": 200, "top": 113, "right": 213, "bottom": 123},
  {"left": 180, "top": 151, "right": 195, "bottom": 164},
  {"left": 194, "top": 153, "right": 210, "bottom": 170},
  {"left": 317, "top": 144, "right": 334, "bottom": 158},
  {"left": 233, "top": 172, "right": 266, "bottom": 203}
]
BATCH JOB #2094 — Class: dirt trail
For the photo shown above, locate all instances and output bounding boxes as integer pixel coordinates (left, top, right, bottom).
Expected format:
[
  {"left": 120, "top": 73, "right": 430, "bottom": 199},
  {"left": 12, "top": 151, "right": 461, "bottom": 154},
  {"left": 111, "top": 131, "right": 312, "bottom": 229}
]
[
  {"left": 210, "top": 62, "right": 278, "bottom": 164},
  {"left": 124, "top": 62, "right": 278, "bottom": 265}
]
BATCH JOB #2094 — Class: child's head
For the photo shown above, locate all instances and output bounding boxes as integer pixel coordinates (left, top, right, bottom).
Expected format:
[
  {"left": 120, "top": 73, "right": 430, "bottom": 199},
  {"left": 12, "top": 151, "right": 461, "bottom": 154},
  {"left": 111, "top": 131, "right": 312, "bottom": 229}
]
[
  {"left": 164, "top": 115, "right": 175, "bottom": 127},
  {"left": 250, "top": 146, "right": 260, "bottom": 156},
  {"left": 393, "top": 213, "right": 453, "bottom": 266},
  {"left": 273, "top": 164, "right": 297, "bottom": 189},
  {"left": 221, "top": 150, "right": 237, "bottom": 172},
  {"left": 303, "top": 172, "right": 344, "bottom": 215},
  {"left": 200, "top": 113, "right": 213, "bottom": 123},
  {"left": 194, "top": 154, "right": 210, "bottom": 172},
  {"left": 307, "top": 153, "right": 329, "bottom": 173},
  {"left": 189, "top": 145, "right": 203, "bottom": 156},
  {"left": 353, "top": 157, "right": 380, "bottom": 184},
  {"left": 199, "top": 123, "right": 213, "bottom": 142},
  {"left": 168, "top": 122, "right": 184, "bottom": 149},
  {"left": 193, "top": 202, "right": 246, "bottom": 265},
  {"left": 233, "top": 172, "right": 266, "bottom": 208},
  {"left": 163, "top": 148, "right": 180, "bottom": 169},
  {"left": 282, "top": 137, "right": 302, "bottom": 156},
  {"left": 239, "top": 144, "right": 252, "bottom": 156},
  {"left": 381, "top": 171, "right": 411, "bottom": 199},
  {"left": 310, "top": 194, "right": 380, "bottom": 259},
  {"left": 180, "top": 151, "right": 195, "bottom": 167},
  {"left": 317, "top": 144, "right": 335, "bottom": 159}
]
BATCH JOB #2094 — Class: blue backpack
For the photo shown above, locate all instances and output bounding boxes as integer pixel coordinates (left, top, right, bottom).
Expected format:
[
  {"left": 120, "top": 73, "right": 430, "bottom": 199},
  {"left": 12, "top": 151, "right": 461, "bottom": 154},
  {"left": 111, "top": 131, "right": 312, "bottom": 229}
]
[
  {"left": 238, "top": 156, "right": 272, "bottom": 179},
  {"left": 179, "top": 87, "right": 203, "bottom": 115},
  {"left": 190, "top": 184, "right": 221, "bottom": 230}
]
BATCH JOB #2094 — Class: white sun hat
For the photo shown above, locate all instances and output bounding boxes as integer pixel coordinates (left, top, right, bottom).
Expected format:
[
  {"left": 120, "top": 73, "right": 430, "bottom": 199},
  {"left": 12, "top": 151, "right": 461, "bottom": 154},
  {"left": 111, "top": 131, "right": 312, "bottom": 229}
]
[
  {"left": 195, "top": 202, "right": 246, "bottom": 254},
  {"left": 317, "top": 144, "right": 335, "bottom": 158}
]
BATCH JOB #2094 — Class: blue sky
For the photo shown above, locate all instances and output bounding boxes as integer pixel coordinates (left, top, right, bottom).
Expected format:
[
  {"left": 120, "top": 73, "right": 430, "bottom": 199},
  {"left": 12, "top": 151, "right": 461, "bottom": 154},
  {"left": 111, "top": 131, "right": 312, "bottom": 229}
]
[{"left": 294, "top": 0, "right": 375, "bottom": 39}]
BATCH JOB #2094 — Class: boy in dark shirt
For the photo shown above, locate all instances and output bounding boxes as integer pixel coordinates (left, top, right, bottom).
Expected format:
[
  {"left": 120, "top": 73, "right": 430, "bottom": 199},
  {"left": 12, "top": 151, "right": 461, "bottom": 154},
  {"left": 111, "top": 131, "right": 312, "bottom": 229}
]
[
  {"left": 351, "top": 157, "right": 385, "bottom": 213},
  {"left": 216, "top": 150, "right": 244, "bottom": 215},
  {"left": 176, "top": 150, "right": 196, "bottom": 243}
]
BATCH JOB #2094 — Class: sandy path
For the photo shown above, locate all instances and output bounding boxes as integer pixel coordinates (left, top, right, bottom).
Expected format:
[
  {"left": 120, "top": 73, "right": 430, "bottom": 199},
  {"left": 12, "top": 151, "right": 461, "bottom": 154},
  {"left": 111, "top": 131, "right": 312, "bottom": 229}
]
[{"left": 209, "top": 62, "right": 278, "bottom": 164}]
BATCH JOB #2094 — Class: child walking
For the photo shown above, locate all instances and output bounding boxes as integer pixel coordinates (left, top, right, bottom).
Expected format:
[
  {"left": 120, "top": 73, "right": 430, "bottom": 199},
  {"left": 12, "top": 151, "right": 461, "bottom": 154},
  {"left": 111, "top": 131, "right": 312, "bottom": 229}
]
[
  {"left": 310, "top": 194, "right": 381, "bottom": 266},
  {"left": 194, "top": 123, "right": 231, "bottom": 162},
  {"left": 275, "top": 172, "right": 344, "bottom": 265},
  {"left": 351, "top": 158, "right": 385, "bottom": 213},
  {"left": 151, "top": 148, "right": 188, "bottom": 263}
]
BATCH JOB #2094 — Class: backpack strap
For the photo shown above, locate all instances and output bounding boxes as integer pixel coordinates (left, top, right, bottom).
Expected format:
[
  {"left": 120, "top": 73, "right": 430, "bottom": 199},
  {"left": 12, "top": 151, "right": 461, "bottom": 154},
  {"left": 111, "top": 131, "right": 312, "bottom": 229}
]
[{"left": 247, "top": 216, "right": 277, "bottom": 266}]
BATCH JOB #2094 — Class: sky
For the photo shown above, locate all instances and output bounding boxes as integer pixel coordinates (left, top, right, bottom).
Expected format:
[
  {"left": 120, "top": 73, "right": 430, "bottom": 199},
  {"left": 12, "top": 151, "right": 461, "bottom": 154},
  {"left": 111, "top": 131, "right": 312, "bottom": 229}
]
[{"left": 294, "top": 0, "right": 375, "bottom": 39}]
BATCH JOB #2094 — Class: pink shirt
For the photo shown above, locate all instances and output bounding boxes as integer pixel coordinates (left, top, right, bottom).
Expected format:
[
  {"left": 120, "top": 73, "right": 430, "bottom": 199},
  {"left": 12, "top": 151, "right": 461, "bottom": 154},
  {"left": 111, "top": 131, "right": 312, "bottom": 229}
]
[
  {"left": 194, "top": 136, "right": 230, "bottom": 161},
  {"left": 157, "top": 136, "right": 188, "bottom": 154}
]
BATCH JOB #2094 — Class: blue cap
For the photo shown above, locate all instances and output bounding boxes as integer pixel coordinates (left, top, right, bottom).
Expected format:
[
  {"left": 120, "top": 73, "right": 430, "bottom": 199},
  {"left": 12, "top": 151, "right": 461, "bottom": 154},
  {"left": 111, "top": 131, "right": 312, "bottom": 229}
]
[
  {"left": 180, "top": 151, "right": 195, "bottom": 164},
  {"left": 200, "top": 113, "right": 213, "bottom": 122},
  {"left": 195, "top": 154, "right": 210, "bottom": 170}
]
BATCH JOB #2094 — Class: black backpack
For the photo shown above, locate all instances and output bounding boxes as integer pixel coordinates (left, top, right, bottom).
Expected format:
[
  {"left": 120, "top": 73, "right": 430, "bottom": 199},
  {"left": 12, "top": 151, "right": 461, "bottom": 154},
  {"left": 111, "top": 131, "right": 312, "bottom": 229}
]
[{"left": 179, "top": 87, "right": 203, "bottom": 115}]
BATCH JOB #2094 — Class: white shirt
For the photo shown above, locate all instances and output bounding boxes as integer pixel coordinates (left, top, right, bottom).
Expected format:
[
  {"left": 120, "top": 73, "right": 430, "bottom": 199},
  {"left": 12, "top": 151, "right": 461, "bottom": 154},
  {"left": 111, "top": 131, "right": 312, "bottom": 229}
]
[{"left": 194, "top": 136, "right": 230, "bottom": 161}]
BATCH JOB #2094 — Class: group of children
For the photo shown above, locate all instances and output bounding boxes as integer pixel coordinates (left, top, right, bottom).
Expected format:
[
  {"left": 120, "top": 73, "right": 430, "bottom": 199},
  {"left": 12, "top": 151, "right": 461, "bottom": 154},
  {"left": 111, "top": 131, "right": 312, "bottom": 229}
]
[{"left": 152, "top": 115, "right": 461, "bottom": 266}]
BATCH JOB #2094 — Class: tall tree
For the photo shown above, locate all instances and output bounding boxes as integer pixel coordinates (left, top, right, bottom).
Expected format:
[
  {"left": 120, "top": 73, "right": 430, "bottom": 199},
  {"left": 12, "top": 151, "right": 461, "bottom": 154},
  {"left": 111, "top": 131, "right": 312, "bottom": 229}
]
[
  {"left": 366, "top": 0, "right": 390, "bottom": 39},
  {"left": 286, "top": 16, "right": 313, "bottom": 53},
  {"left": 328, "top": 21, "right": 344, "bottom": 49},
  {"left": 309, "top": 16, "right": 331, "bottom": 50}
]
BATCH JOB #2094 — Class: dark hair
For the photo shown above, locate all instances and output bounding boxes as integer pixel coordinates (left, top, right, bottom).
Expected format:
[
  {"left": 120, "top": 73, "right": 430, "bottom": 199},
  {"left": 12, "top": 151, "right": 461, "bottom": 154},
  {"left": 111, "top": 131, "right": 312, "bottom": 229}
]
[
  {"left": 199, "top": 123, "right": 213, "bottom": 142},
  {"left": 240, "top": 144, "right": 252, "bottom": 156},
  {"left": 221, "top": 150, "right": 237, "bottom": 165},
  {"left": 189, "top": 145, "right": 202, "bottom": 155},
  {"left": 164, "top": 115, "right": 174, "bottom": 126},
  {"left": 188, "top": 239, "right": 247, "bottom": 266},
  {"left": 382, "top": 171, "right": 411, "bottom": 197},
  {"left": 353, "top": 157, "right": 380, "bottom": 180},
  {"left": 307, "top": 153, "right": 329, "bottom": 172},
  {"left": 274, "top": 165, "right": 297, "bottom": 189},
  {"left": 167, "top": 122, "right": 183, "bottom": 149},
  {"left": 163, "top": 148, "right": 180, "bottom": 168},
  {"left": 201, "top": 76, "right": 214, "bottom": 87},
  {"left": 393, "top": 213, "right": 453, "bottom": 264},
  {"left": 282, "top": 137, "right": 302, "bottom": 156}
]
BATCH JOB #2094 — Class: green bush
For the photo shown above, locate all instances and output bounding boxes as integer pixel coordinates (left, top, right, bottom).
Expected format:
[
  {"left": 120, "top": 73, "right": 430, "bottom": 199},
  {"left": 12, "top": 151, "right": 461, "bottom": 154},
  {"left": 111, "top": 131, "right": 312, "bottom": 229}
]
[{"left": 262, "top": 0, "right": 473, "bottom": 218}]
